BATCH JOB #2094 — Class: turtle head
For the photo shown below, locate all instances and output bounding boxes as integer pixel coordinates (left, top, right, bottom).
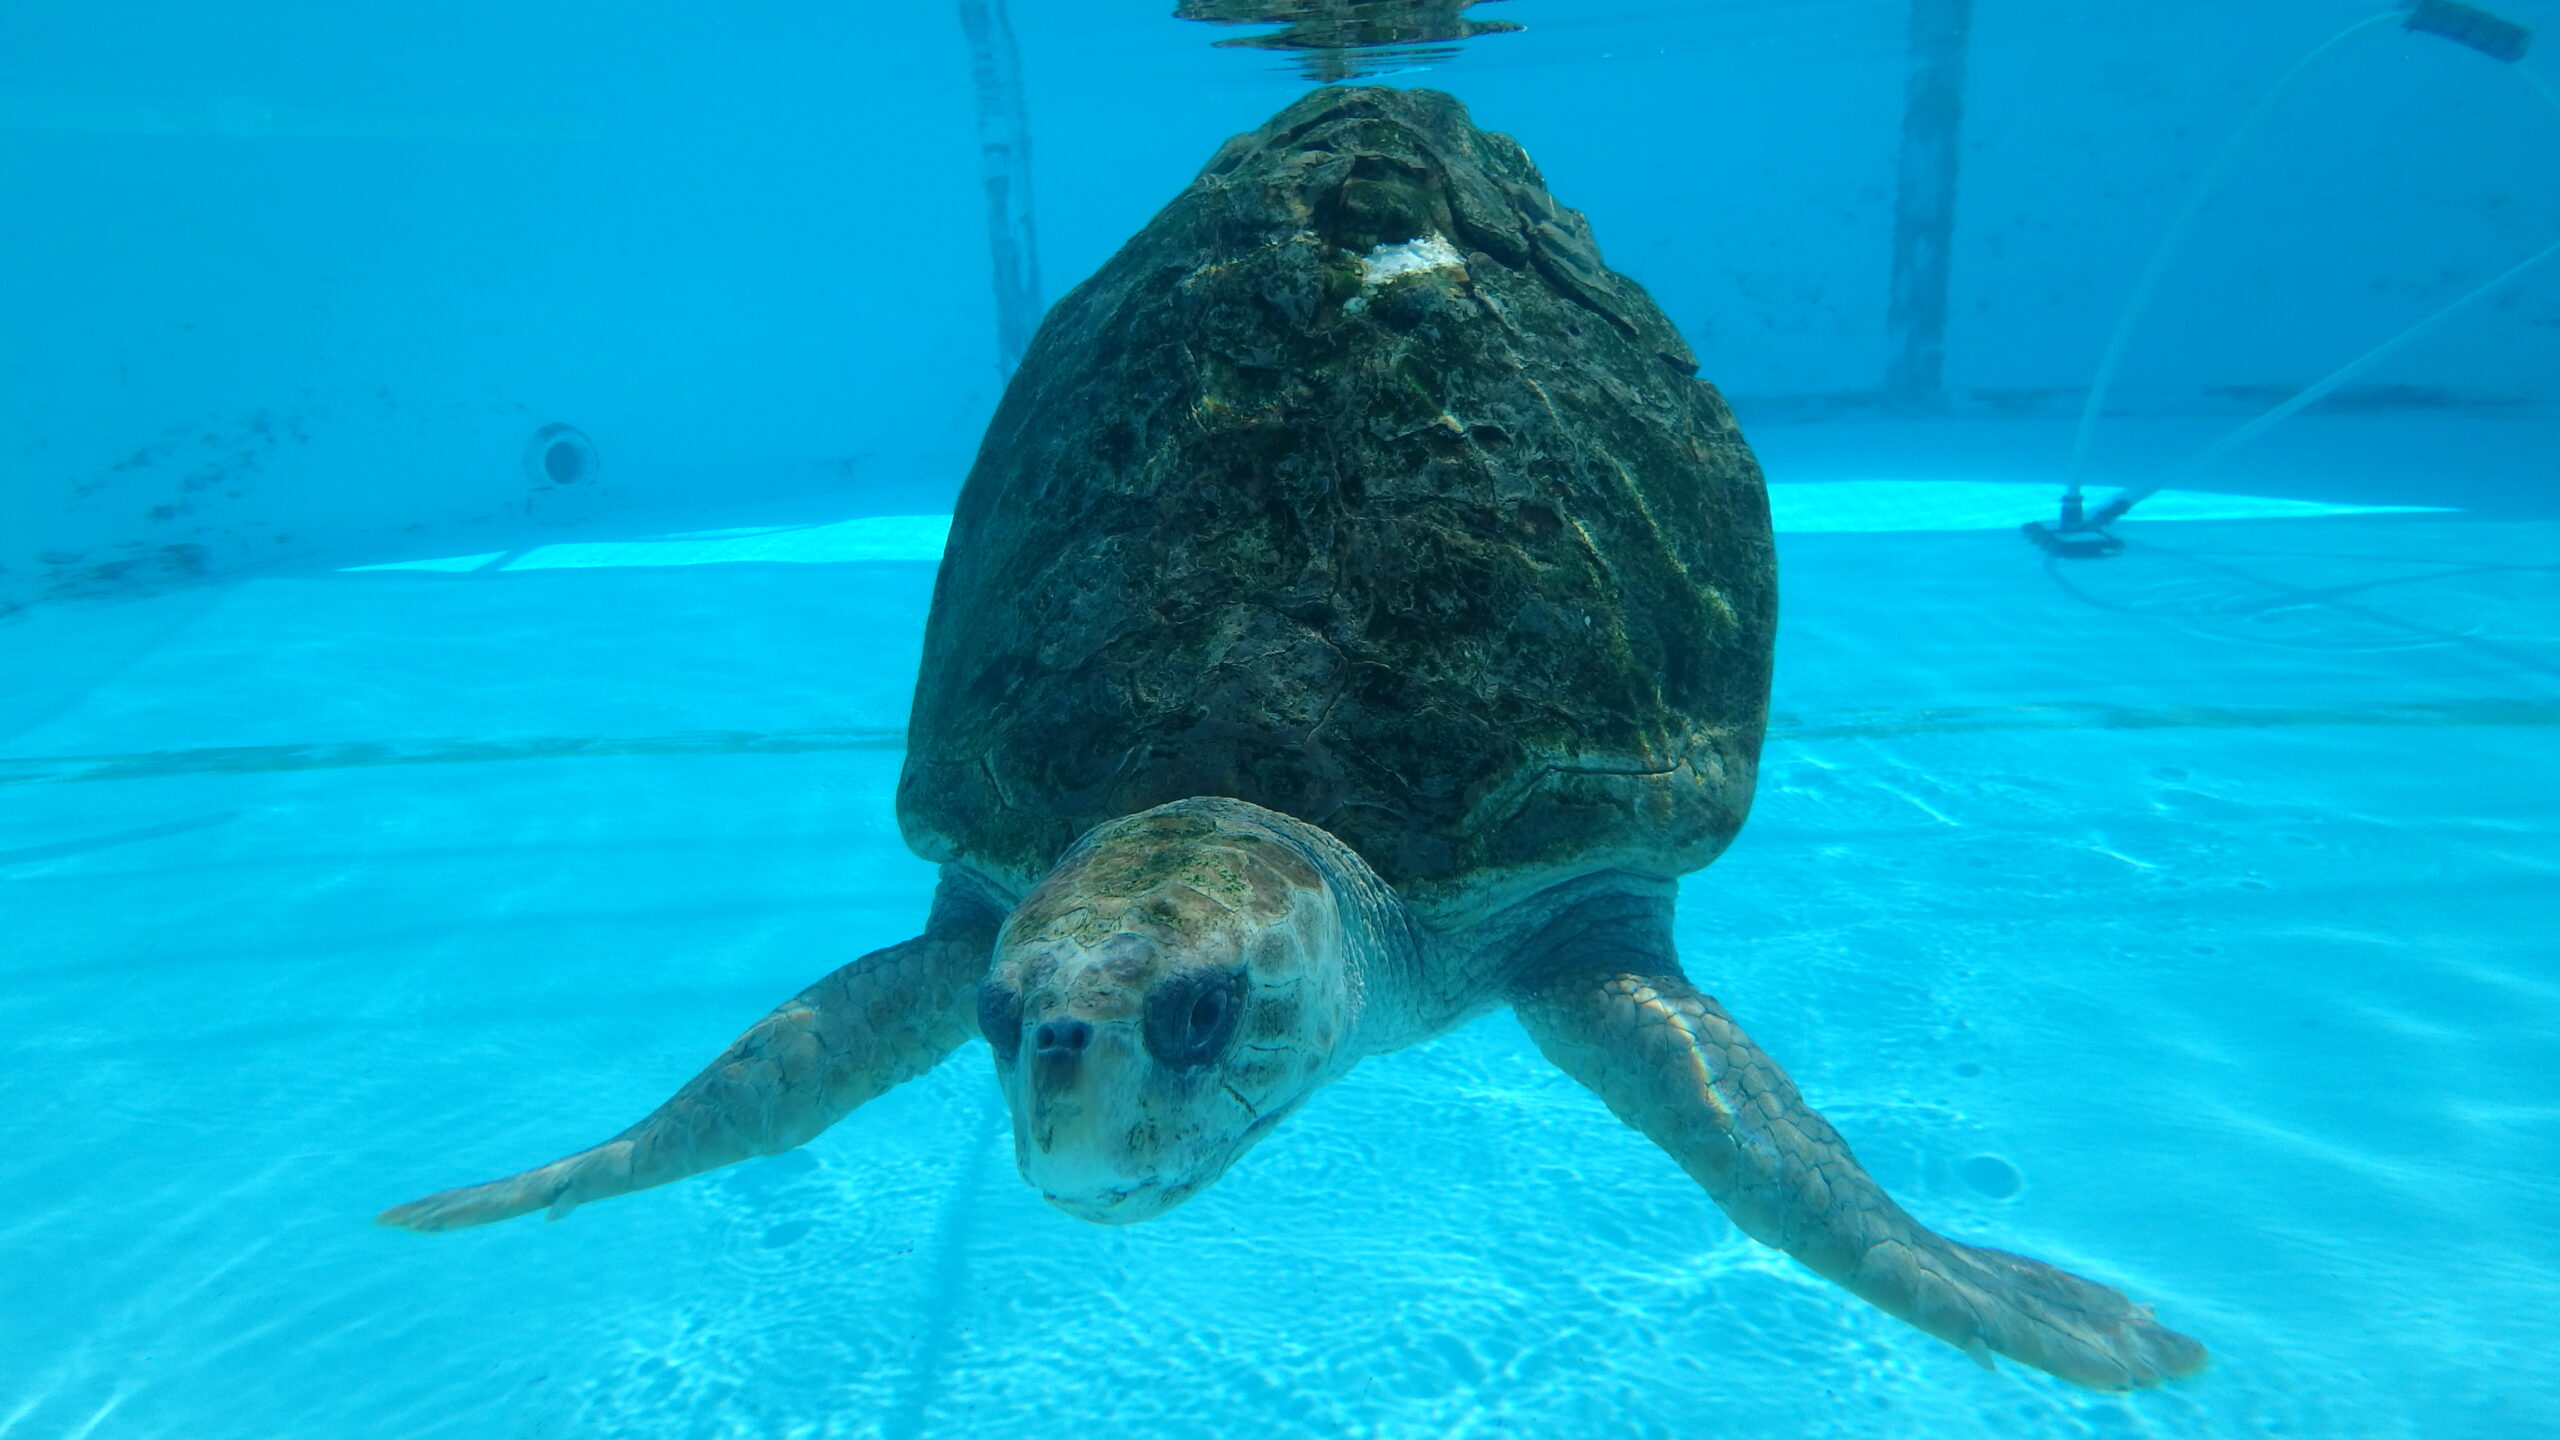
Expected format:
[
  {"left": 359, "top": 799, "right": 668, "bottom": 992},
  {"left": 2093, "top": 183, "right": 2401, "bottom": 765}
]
[{"left": 976, "top": 798, "right": 1373, "bottom": 1224}]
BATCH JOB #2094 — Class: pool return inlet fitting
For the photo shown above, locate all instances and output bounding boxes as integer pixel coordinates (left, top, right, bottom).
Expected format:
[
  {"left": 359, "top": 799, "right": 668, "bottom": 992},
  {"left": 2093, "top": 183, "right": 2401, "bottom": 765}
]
[{"left": 2027, "top": 0, "right": 2551, "bottom": 559}]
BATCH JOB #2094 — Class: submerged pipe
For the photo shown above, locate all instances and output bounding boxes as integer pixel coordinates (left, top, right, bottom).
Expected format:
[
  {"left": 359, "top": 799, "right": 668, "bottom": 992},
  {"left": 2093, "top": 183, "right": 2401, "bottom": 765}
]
[
  {"left": 2048, "top": 1, "right": 2549, "bottom": 548},
  {"left": 2404, "top": 0, "right": 2533, "bottom": 62},
  {"left": 2088, "top": 234, "right": 2560, "bottom": 526},
  {"left": 2058, "top": 11, "right": 2397, "bottom": 505}
]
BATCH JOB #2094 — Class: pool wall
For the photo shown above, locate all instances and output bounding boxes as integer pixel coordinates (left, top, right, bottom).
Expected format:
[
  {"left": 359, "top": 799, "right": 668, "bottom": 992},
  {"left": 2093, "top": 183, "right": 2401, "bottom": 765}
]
[{"left": 5, "top": 0, "right": 2557, "bottom": 610}]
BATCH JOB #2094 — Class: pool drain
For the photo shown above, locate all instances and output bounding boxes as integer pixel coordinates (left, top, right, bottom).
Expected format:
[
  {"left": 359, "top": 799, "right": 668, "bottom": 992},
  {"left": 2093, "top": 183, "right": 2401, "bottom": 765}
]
[{"left": 523, "top": 422, "right": 599, "bottom": 488}]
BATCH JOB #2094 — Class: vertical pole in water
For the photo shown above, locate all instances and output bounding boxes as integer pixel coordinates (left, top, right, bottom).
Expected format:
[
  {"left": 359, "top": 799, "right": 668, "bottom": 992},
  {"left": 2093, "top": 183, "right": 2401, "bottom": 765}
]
[
  {"left": 1886, "top": 0, "right": 1974, "bottom": 408},
  {"left": 958, "top": 0, "right": 1043, "bottom": 383}
]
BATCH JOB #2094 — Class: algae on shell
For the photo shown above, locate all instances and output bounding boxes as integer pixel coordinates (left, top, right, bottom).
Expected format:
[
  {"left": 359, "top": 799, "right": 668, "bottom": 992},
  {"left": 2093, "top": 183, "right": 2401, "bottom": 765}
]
[{"left": 899, "top": 85, "right": 1775, "bottom": 926}]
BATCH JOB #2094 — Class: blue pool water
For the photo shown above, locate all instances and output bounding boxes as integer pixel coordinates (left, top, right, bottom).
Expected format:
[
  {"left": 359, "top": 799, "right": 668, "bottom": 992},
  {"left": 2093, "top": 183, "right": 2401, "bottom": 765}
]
[
  {"left": 4, "top": 468, "right": 2556, "bottom": 1436},
  {"left": 8, "top": 0, "right": 2560, "bottom": 1434}
]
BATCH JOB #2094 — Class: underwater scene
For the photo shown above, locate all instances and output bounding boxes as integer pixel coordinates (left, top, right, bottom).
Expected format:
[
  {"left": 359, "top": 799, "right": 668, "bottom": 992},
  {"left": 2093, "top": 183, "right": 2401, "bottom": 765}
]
[{"left": 4, "top": 1, "right": 2557, "bottom": 1436}]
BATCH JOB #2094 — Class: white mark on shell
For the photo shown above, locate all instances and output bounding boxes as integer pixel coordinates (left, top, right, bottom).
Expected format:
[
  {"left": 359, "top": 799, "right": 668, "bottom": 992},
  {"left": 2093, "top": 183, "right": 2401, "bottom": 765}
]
[{"left": 1358, "top": 233, "right": 1467, "bottom": 287}]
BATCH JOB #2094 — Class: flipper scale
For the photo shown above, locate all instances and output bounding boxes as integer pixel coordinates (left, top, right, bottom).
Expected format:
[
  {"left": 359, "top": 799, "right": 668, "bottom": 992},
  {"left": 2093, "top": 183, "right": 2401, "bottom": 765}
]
[
  {"left": 378, "top": 878, "right": 998, "bottom": 1232},
  {"left": 1514, "top": 960, "right": 2205, "bottom": 1390}
]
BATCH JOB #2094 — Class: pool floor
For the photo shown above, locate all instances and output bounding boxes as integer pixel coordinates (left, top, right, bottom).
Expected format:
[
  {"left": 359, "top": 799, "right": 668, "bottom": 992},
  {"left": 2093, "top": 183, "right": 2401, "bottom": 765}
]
[{"left": 2, "top": 511, "right": 2555, "bottom": 1438}]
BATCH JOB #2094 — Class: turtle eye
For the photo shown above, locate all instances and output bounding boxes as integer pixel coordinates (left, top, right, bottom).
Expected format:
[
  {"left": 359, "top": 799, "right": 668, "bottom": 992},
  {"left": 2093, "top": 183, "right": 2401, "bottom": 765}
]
[
  {"left": 1143, "top": 968, "right": 1247, "bottom": 1070},
  {"left": 977, "top": 979, "right": 1024, "bottom": 1063}
]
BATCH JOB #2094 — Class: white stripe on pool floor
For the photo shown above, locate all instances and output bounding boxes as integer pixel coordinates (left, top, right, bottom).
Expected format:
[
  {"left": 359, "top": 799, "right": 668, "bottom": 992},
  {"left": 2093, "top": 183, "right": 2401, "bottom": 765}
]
[{"left": 342, "top": 483, "right": 2448, "bottom": 574}]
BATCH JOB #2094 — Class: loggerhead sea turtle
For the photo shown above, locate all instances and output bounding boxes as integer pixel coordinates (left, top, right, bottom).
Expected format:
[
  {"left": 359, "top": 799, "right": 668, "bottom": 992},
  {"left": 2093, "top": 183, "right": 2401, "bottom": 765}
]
[{"left": 382, "top": 85, "right": 2205, "bottom": 1391}]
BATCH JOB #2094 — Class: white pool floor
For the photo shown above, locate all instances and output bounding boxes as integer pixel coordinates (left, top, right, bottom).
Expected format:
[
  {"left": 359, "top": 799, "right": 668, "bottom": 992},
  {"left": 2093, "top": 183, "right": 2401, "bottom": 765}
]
[{"left": 2, "top": 509, "right": 2555, "bottom": 1438}]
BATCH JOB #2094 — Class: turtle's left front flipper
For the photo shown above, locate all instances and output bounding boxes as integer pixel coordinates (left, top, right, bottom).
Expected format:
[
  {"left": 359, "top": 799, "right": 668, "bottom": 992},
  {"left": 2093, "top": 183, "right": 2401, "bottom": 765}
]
[
  {"left": 378, "top": 871, "right": 1001, "bottom": 1232},
  {"left": 1509, "top": 916, "right": 2205, "bottom": 1391}
]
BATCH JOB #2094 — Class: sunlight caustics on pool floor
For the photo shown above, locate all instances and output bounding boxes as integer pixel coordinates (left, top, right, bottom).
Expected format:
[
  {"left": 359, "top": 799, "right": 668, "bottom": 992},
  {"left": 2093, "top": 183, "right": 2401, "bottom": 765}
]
[{"left": 1, "top": 508, "right": 2555, "bottom": 1439}]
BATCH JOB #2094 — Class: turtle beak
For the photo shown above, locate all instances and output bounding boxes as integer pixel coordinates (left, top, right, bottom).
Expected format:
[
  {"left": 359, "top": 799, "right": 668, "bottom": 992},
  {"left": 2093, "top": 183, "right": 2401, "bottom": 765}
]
[{"left": 1013, "top": 1012, "right": 1161, "bottom": 1220}]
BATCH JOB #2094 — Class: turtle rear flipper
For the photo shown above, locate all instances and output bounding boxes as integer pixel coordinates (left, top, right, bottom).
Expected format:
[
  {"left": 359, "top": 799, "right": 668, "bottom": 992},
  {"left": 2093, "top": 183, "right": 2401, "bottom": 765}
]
[
  {"left": 378, "top": 871, "right": 1000, "bottom": 1232},
  {"left": 1507, "top": 890, "right": 2206, "bottom": 1391}
]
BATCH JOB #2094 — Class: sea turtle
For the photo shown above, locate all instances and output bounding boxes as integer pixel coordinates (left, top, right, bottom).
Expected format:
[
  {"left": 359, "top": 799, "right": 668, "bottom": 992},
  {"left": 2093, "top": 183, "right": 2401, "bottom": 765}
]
[{"left": 382, "top": 85, "right": 2205, "bottom": 1391}]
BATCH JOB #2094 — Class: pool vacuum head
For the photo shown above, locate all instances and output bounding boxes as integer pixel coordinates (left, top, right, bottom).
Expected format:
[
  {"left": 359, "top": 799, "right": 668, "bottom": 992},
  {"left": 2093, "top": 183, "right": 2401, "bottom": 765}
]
[{"left": 2023, "top": 491, "right": 2124, "bottom": 558}]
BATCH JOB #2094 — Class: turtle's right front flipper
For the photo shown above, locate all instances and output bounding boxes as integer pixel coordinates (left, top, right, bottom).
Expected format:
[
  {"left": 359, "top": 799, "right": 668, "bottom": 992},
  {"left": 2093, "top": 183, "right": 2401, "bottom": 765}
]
[
  {"left": 1511, "top": 937, "right": 2206, "bottom": 1391},
  {"left": 378, "top": 872, "right": 1001, "bottom": 1232}
]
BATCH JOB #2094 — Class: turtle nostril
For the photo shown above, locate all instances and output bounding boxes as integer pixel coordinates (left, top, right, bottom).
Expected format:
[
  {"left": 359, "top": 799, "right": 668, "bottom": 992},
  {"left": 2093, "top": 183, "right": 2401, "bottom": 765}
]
[{"left": 1033, "top": 1018, "right": 1093, "bottom": 1055}]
